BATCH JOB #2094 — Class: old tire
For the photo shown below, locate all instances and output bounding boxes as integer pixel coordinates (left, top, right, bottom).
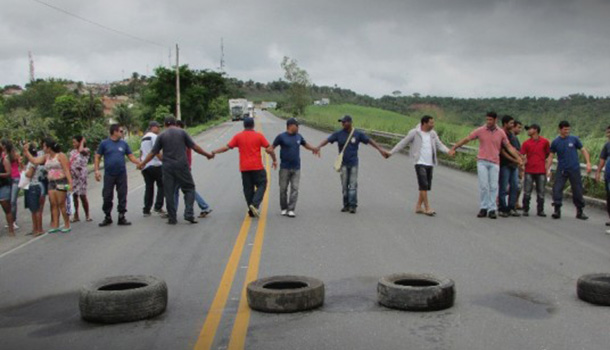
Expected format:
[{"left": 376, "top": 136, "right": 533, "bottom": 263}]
[
  {"left": 577, "top": 273, "right": 610, "bottom": 306},
  {"left": 378, "top": 273, "right": 455, "bottom": 311},
  {"left": 247, "top": 275, "right": 324, "bottom": 313},
  {"left": 79, "top": 275, "right": 168, "bottom": 324}
]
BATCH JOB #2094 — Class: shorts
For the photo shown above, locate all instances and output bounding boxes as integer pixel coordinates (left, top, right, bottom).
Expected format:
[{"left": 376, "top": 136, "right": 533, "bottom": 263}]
[
  {"left": 415, "top": 164, "right": 433, "bottom": 191},
  {"left": 48, "top": 178, "right": 68, "bottom": 191},
  {"left": 25, "top": 184, "right": 43, "bottom": 212},
  {"left": 0, "top": 185, "right": 10, "bottom": 201}
]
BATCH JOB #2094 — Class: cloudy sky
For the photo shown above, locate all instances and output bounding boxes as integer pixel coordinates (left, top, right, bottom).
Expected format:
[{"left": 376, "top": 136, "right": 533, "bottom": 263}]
[{"left": 2, "top": 0, "right": 610, "bottom": 98}]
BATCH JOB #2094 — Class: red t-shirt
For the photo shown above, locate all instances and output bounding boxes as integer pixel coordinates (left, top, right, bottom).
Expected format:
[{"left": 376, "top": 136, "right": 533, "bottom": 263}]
[
  {"left": 227, "top": 130, "right": 270, "bottom": 172},
  {"left": 520, "top": 136, "right": 550, "bottom": 174}
]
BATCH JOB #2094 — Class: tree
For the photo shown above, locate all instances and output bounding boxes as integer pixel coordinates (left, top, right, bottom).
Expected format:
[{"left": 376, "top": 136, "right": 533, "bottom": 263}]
[
  {"left": 281, "top": 56, "right": 311, "bottom": 116},
  {"left": 113, "top": 103, "right": 136, "bottom": 135}
]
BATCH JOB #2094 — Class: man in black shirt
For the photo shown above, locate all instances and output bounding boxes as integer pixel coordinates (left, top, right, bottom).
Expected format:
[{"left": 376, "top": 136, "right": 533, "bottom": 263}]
[{"left": 498, "top": 115, "right": 522, "bottom": 217}]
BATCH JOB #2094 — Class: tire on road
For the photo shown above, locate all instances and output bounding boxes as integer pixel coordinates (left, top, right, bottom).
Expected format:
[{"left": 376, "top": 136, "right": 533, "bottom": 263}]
[
  {"left": 378, "top": 273, "right": 455, "bottom": 311},
  {"left": 247, "top": 275, "right": 324, "bottom": 313},
  {"left": 79, "top": 275, "right": 168, "bottom": 324},
  {"left": 577, "top": 273, "right": 610, "bottom": 306}
]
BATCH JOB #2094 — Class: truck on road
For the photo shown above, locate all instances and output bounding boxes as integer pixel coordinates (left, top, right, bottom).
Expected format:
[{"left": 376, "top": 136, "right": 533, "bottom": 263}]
[{"left": 229, "top": 99, "right": 249, "bottom": 121}]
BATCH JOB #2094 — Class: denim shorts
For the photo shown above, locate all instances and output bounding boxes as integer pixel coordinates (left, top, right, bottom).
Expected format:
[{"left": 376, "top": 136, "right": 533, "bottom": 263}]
[
  {"left": 25, "top": 184, "right": 43, "bottom": 212},
  {"left": 0, "top": 185, "right": 10, "bottom": 201}
]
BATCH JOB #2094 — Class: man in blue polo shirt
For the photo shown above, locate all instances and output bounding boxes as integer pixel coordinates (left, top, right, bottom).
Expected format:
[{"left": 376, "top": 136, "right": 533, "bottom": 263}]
[
  {"left": 316, "top": 115, "right": 389, "bottom": 213},
  {"left": 94, "top": 124, "right": 141, "bottom": 227},
  {"left": 546, "top": 120, "right": 591, "bottom": 220},
  {"left": 272, "top": 118, "right": 318, "bottom": 218}
]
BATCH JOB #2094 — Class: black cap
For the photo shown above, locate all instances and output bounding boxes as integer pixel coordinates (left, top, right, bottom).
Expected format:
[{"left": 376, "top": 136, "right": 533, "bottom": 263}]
[
  {"left": 525, "top": 124, "right": 541, "bottom": 133},
  {"left": 338, "top": 115, "right": 353, "bottom": 123},
  {"left": 148, "top": 121, "right": 160, "bottom": 129},
  {"left": 243, "top": 117, "right": 255, "bottom": 128},
  {"left": 286, "top": 118, "right": 299, "bottom": 126}
]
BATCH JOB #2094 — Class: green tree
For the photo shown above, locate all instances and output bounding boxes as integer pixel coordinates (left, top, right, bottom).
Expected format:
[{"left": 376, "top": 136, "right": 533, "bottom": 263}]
[
  {"left": 281, "top": 56, "right": 311, "bottom": 116},
  {"left": 113, "top": 103, "right": 136, "bottom": 135}
]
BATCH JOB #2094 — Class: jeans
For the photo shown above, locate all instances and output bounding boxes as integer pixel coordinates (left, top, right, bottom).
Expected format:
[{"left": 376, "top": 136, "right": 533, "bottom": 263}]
[
  {"left": 102, "top": 172, "right": 128, "bottom": 216},
  {"left": 175, "top": 188, "right": 210, "bottom": 212},
  {"left": 163, "top": 164, "right": 196, "bottom": 221},
  {"left": 10, "top": 178, "right": 19, "bottom": 221},
  {"left": 279, "top": 169, "right": 300, "bottom": 211},
  {"left": 477, "top": 160, "right": 500, "bottom": 211},
  {"left": 606, "top": 180, "right": 610, "bottom": 219},
  {"left": 241, "top": 170, "right": 267, "bottom": 209},
  {"left": 552, "top": 169, "right": 584, "bottom": 209},
  {"left": 142, "top": 166, "right": 164, "bottom": 213},
  {"left": 523, "top": 173, "right": 546, "bottom": 213},
  {"left": 499, "top": 165, "right": 519, "bottom": 212},
  {"left": 340, "top": 165, "right": 358, "bottom": 208}
]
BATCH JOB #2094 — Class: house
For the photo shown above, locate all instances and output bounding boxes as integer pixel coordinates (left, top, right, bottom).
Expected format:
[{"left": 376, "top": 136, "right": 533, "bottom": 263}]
[{"left": 102, "top": 95, "right": 129, "bottom": 116}]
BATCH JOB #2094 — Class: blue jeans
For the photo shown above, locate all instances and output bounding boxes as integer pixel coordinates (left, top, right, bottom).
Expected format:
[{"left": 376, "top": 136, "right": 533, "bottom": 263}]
[
  {"left": 477, "top": 160, "right": 500, "bottom": 211},
  {"left": 10, "top": 178, "right": 19, "bottom": 221},
  {"left": 499, "top": 165, "right": 519, "bottom": 212},
  {"left": 175, "top": 187, "right": 210, "bottom": 212},
  {"left": 340, "top": 165, "right": 358, "bottom": 208}
]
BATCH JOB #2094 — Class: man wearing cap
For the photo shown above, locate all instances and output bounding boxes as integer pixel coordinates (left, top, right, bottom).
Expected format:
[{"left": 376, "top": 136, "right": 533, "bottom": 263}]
[
  {"left": 138, "top": 116, "right": 214, "bottom": 225},
  {"left": 140, "top": 121, "right": 165, "bottom": 217},
  {"left": 315, "top": 115, "right": 390, "bottom": 214},
  {"left": 520, "top": 124, "right": 550, "bottom": 217},
  {"left": 212, "top": 117, "right": 278, "bottom": 218},
  {"left": 272, "top": 118, "right": 319, "bottom": 218}
]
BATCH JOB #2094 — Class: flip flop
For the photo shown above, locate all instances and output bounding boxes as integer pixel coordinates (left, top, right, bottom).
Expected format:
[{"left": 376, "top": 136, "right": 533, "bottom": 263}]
[
  {"left": 86, "top": 218, "right": 93, "bottom": 222},
  {"left": 61, "top": 228, "right": 72, "bottom": 233},
  {"left": 71, "top": 218, "right": 80, "bottom": 223},
  {"left": 47, "top": 228, "right": 60, "bottom": 234},
  {"left": 424, "top": 211, "right": 437, "bottom": 217}
]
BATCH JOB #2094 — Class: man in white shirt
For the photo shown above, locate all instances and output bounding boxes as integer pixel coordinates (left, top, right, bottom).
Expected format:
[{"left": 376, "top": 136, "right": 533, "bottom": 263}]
[
  {"left": 140, "top": 121, "right": 165, "bottom": 217},
  {"left": 385, "top": 115, "right": 452, "bottom": 216}
]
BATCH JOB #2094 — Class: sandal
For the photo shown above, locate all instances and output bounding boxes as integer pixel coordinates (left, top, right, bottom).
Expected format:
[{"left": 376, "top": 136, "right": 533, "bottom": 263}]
[
  {"left": 424, "top": 210, "right": 437, "bottom": 217},
  {"left": 47, "top": 228, "right": 60, "bottom": 234},
  {"left": 61, "top": 227, "right": 72, "bottom": 233}
]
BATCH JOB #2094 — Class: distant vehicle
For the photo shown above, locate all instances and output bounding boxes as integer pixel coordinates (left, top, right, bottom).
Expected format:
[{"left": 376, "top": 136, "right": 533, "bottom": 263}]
[
  {"left": 261, "top": 101, "right": 277, "bottom": 110},
  {"left": 229, "top": 99, "right": 249, "bottom": 121},
  {"left": 247, "top": 102, "right": 254, "bottom": 111}
]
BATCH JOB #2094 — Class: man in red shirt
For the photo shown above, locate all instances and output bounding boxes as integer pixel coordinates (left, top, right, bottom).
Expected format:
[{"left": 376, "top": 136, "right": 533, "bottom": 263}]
[
  {"left": 520, "top": 124, "right": 550, "bottom": 217},
  {"left": 213, "top": 117, "right": 277, "bottom": 217}
]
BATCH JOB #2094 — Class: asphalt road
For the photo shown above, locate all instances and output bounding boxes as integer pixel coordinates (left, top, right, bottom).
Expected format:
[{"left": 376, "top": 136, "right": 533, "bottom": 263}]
[{"left": 1, "top": 111, "right": 610, "bottom": 350}]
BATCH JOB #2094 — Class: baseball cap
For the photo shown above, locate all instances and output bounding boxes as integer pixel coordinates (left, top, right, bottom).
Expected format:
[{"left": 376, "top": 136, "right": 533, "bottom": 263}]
[
  {"left": 243, "top": 117, "right": 255, "bottom": 128},
  {"left": 525, "top": 124, "right": 541, "bottom": 133},
  {"left": 286, "top": 118, "right": 299, "bottom": 126},
  {"left": 338, "top": 115, "right": 353, "bottom": 123}
]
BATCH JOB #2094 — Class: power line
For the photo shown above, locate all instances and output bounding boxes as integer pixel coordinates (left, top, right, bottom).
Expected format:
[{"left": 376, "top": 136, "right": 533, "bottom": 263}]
[{"left": 31, "top": 0, "right": 166, "bottom": 48}]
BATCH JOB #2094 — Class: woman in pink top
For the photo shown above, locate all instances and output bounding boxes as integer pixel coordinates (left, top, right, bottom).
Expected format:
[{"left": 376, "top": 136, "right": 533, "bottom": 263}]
[{"left": 24, "top": 138, "right": 73, "bottom": 234}]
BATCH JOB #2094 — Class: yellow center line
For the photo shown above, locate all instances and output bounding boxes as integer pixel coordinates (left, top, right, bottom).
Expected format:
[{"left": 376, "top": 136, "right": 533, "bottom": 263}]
[
  {"left": 193, "top": 114, "right": 271, "bottom": 350},
  {"left": 193, "top": 214, "right": 252, "bottom": 350},
  {"left": 227, "top": 153, "right": 272, "bottom": 350}
]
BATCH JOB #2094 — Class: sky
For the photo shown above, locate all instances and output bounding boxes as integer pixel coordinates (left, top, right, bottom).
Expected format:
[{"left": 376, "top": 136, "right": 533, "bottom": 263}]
[{"left": 1, "top": 0, "right": 610, "bottom": 98}]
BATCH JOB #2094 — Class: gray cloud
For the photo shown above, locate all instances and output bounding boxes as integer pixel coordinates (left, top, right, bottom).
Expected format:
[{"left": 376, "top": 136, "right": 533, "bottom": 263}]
[{"left": 1, "top": 0, "right": 609, "bottom": 97}]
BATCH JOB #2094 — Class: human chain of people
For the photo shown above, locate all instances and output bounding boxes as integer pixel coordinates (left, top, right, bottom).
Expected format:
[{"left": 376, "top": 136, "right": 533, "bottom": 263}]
[{"left": 2, "top": 111, "right": 609, "bottom": 238}]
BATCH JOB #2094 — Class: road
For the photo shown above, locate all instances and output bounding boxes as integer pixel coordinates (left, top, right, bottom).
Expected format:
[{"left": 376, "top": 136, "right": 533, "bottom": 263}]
[{"left": 1, "top": 111, "right": 609, "bottom": 350}]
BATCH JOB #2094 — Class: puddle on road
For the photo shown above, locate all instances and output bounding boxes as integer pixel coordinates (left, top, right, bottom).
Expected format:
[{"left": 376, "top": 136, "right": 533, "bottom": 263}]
[{"left": 473, "top": 290, "right": 557, "bottom": 319}]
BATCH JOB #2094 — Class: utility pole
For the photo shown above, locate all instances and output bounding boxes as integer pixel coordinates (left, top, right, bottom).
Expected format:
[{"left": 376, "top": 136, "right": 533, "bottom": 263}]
[
  {"left": 220, "top": 37, "right": 225, "bottom": 73},
  {"left": 175, "top": 43, "right": 181, "bottom": 120},
  {"left": 28, "top": 51, "right": 35, "bottom": 83}
]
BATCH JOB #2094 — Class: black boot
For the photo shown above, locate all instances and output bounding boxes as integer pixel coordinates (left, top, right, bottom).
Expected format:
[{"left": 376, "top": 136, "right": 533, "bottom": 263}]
[
  {"left": 98, "top": 216, "right": 113, "bottom": 227},
  {"left": 576, "top": 208, "right": 589, "bottom": 220},
  {"left": 552, "top": 205, "right": 561, "bottom": 219},
  {"left": 117, "top": 215, "right": 132, "bottom": 226}
]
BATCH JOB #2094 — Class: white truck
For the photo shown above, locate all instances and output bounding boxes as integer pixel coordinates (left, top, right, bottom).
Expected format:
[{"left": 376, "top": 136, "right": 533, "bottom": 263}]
[{"left": 229, "top": 99, "right": 249, "bottom": 121}]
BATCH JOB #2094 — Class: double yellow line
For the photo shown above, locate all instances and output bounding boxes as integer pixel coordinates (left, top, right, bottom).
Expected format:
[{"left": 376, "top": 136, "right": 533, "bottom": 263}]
[{"left": 194, "top": 121, "right": 272, "bottom": 350}]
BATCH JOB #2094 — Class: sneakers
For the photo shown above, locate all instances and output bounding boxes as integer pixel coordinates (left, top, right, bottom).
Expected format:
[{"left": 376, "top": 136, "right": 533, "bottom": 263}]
[
  {"left": 5, "top": 223, "right": 19, "bottom": 229},
  {"left": 99, "top": 217, "right": 113, "bottom": 227},
  {"left": 509, "top": 209, "right": 521, "bottom": 217},
  {"left": 248, "top": 209, "right": 255, "bottom": 218},
  {"left": 287, "top": 211, "right": 296, "bottom": 218},
  {"left": 477, "top": 209, "right": 488, "bottom": 218},
  {"left": 154, "top": 208, "right": 167, "bottom": 214},
  {"left": 488, "top": 211, "right": 497, "bottom": 219},
  {"left": 498, "top": 211, "right": 510, "bottom": 218},
  {"left": 249, "top": 205, "right": 260, "bottom": 218},
  {"left": 143, "top": 211, "right": 151, "bottom": 217},
  {"left": 167, "top": 219, "right": 177, "bottom": 225},
  {"left": 341, "top": 207, "right": 350, "bottom": 213},
  {"left": 281, "top": 210, "right": 288, "bottom": 216},
  {"left": 349, "top": 207, "right": 357, "bottom": 214},
  {"left": 199, "top": 209, "right": 213, "bottom": 218},
  {"left": 117, "top": 216, "right": 132, "bottom": 226},
  {"left": 185, "top": 217, "right": 198, "bottom": 224},
  {"left": 537, "top": 211, "right": 547, "bottom": 217}
]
